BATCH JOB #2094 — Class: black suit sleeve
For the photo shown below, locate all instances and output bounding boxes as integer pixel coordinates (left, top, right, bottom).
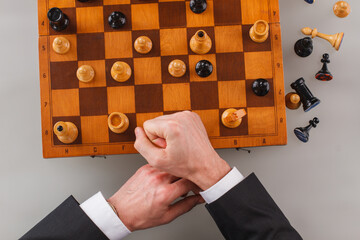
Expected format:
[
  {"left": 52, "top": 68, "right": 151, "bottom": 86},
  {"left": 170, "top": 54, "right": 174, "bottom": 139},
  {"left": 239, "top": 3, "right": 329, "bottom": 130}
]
[
  {"left": 20, "top": 196, "right": 108, "bottom": 240},
  {"left": 206, "top": 173, "right": 302, "bottom": 240}
]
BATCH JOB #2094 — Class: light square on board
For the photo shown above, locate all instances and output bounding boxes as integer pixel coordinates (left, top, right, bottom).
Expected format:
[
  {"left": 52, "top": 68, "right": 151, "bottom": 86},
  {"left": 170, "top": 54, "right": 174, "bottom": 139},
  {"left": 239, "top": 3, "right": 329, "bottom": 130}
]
[
  {"left": 244, "top": 52, "right": 273, "bottom": 79},
  {"left": 131, "top": 3, "right": 159, "bottom": 30},
  {"left": 52, "top": 89, "right": 80, "bottom": 117},
  {"left": 103, "top": 5, "right": 132, "bottom": 32},
  {"left": 79, "top": 87, "right": 108, "bottom": 116},
  {"left": 105, "top": 32, "right": 133, "bottom": 59},
  {"left": 218, "top": 80, "right": 247, "bottom": 109},
  {"left": 247, "top": 107, "right": 276, "bottom": 135},
  {"left": 192, "top": 109, "right": 220, "bottom": 137},
  {"left": 159, "top": 2, "right": 186, "bottom": 28},
  {"left": 78, "top": 60, "right": 106, "bottom": 88},
  {"left": 136, "top": 112, "right": 163, "bottom": 127},
  {"left": 186, "top": 0, "right": 214, "bottom": 27},
  {"left": 241, "top": 0, "right": 270, "bottom": 25},
  {"left": 50, "top": 35, "right": 77, "bottom": 62},
  {"left": 163, "top": 83, "right": 191, "bottom": 111},
  {"left": 189, "top": 54, "right": 217, "bottom": 82},
  {"left": 160, "top": 28, "right": 188, "bottom": 56},
  {"left": 81, "top": 116, "right": 109, "bottom": 143},
  {"left": 215, "top": 25, "right": 243, "bottom": 53},
  {"left": 107, "top": 86, "right": 136, "bottom": 113},
  {"left": 49, "top": 0, "right": 75, "bottom": 9},
  {"left": 76, "top": 7, "right": 104, "bottom": 33},
  {"left": 134, "top": 57, "right": 162, "bottom": 85},
  {"left": 104, "top": 0, "right": 130, "bottom": 5}
]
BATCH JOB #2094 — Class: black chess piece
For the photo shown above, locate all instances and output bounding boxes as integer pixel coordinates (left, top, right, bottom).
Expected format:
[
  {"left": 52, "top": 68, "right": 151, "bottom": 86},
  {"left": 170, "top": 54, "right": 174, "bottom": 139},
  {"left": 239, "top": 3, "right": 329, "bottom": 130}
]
[
  {"left": 195, "top": 60, "right": 213, "bottom": 78},
  {"left": 108, "top": 12, "right": 126, "bottom": 29},
  {"left": 252, "top": 79, "right": 270, "bottom": 96},
  {"left": 48, "top": 8, "right": 70, "bottom": 32},
  {"left": 294, "top": 117, "right": 319, "bottom": 143},
  {"left": 190, "top": 0, "right": 207, "bottom": 14},
  {"left": 294, "top": 37, "right": 313, "bottom": 57},
  {"left": 315, "top": 53, "right": 333, "bottom": 81},
  {"left": 291, "top": 78, "right": 320, "bottom": 112}
]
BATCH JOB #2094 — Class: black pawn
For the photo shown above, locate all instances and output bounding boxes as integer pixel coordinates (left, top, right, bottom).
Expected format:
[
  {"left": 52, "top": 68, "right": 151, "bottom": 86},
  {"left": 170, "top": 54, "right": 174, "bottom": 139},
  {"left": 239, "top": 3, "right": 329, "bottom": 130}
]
[
  {"left": 195, "top": 60, "right": 213, "bottom": 78},
  {"left": 252, "top": 79, "right": 270, "bottom": 96},
  {"left": 315, "top": 53, "right": 333, "bottom": 81},
  {"left": 294, "top": 37, "right": 313, "bottom": 57},
  {"left": 108, "top": 12, "right": 126, "bottom": 29},
  {"left": 291, "top": 78, "right": 320, "bottom": 112},
  {"left": 294, "top": 117, "right": 319, "bottom": 143},
  {"left": 190, "top": 0, "right": 207, "bottom": 14},
  {"left": 48, "top": 8, "right": 70, "bottom": 32}
]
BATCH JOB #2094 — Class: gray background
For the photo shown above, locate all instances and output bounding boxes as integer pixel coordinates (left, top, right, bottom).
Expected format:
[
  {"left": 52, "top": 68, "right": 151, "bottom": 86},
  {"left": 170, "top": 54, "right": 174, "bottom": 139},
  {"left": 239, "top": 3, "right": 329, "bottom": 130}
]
[{"left": 0, "top": 0, "right": 359, "bottom": 239}]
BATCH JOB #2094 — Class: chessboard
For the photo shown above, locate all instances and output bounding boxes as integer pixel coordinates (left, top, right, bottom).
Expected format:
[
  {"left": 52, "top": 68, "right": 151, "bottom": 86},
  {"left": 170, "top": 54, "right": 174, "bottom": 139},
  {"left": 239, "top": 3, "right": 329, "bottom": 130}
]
[{"left": 38, "top": 0, "right": 287, "bottom": 158}]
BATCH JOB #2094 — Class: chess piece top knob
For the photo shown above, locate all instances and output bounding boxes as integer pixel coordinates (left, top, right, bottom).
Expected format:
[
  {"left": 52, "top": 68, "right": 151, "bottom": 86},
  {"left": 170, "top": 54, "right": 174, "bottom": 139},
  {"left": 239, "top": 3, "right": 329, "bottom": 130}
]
[
  {"left": 108, "top": 11, "right": 126, "bottom": 29},
  {"left": 134, "top": 36, "right": 152, "bottom": 54},
  {"left": 77, "top": 65, "right": 95, "bottom": 83},
  {"left": 190, "top": 0, "right": 207, "bottom": 14},
  {"left": 111, "top": 61, "right": 132, "bottom": 82},
  {"left": 285, "top": 92, "right": 301, "bottom": 110},
  {"left": 168, "top": 60, "right": 186, "bottom": 78},
  {"left": 53, "top": 37, "right": 70, "bottom": 54},
  {"left": 195, "top": 60, "right": 213, "bottom": 78},
  {"left": 333, "top": 1, "right": 351, "bottom": 18}
]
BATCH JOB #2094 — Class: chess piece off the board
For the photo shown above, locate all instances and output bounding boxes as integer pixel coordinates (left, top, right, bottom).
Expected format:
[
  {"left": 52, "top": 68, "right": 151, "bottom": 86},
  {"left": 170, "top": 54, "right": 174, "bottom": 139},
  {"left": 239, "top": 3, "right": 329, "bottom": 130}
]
[
  {"left": 249, "top": 20, "right": 269, "bottom": 43},
  {"left": 285, "top": 92, "right": 301, "bottom": 110},
  {"left": 108, "top": 11, "right": 126, "bottom": 29},
  {"left": 190, "top": 0, "right": 207, "bottom": 14},
  {"left": 54, "top": 121, "right": 78, "bottom": 144},
  {"left": 294, "top": 117, "right": 319, "bottom": 143},
  {"left": 190, "top": 30, "right": 212, "bottom": 55},
  {"left": 294, "top": 37, "right": 313, "bottom": 57},
  {"left": 252, "top": 79, "right": 270, "bottom": 96},
  {"left": 333, "top": 1, "right": 351, "bottom": 18},
  {"left": 291, "top": 77, "right": 320, "bottom": 112},
  {"left": 315, "top": 53, "right": 333, "bottom": 81},
  {"left": 301, "top": 27, "right": 344, "bottom": 51},
  {"left": 168, "top": 60, "right": 186, "bottom": 78},
  {"left": 222, "top": 109, "right": 247, "bottom": 128},
  {"left": 77, "top": 65, "right": 95, "bottom": 83},
  {"left": 196, "top": 60, "right": 213, "bottom": 78},
  {"left": 52, "top": 37, "right": 70, "bottom": 54},
  {"left": 47, "top": 8, "right": 69, "bottom": 32},
  {"left": 134, "top": 36, "right": 152, "bottom": 54},
  {"left": 108, "top": 112, "right": 129, "bottom": 134},
  {"left": 111, "top": 61, "right": 132, "bottom": 82}
]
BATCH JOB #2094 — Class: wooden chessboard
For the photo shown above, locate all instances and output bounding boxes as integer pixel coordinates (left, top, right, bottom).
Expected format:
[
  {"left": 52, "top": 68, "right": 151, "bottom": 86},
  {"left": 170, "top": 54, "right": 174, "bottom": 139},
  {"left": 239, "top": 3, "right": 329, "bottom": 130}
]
[{"left": 38, "top": 0, "right": 287, "bottom": 158}]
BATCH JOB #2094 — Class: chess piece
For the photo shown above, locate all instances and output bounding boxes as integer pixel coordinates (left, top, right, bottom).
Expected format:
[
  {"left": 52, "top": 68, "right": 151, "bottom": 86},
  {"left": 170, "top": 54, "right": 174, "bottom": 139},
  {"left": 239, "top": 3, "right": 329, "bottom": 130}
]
[
  {"left": 54, "top": 121, "right": 78, "bottom": 144},
  {"left": 301, "top": 27, "right": 344, "bottom": 51},
  {"left": 291, "top": 77, "right": 320, "bottom": 112},
  {"left": 333, "top": 1, "right": 351, "bottom": 18},
  {"left": 304, "top": 0, "right": 315, "bottom": 3},
  {"left": 252, "top": 79, "right": 270, "bottom": 96},
  {"left": 108, "top": 11, "right": 126, "bottom": 29},
  {"left": 190, "top": 30, "right": 212, "bottom": 55},
  {"left": 77, "top": 65, "right": 95, "bottom": 83},
  {"left": 134, "top": 36, "right": 152, "bottom": 54},
  {"left": 77, "top": 0, "right": 90, "bottom": 2},
  {"left": 108, "top": 112, "right": 129, "bottom": 134},
  {"left": 294, "top": 37, "right": 313, "bottom": 57},
  {"left": 47, "top": 8, "right": 70, "bottom": 32},
  {"left": 168, "top": 60, "right": 186, "bottom": 78},
  {"left": 195, "top": 60, "right": 213, "bottom": 78},
  {"left": 249, "top": 20, "right": 269, "bottom": 43},
  {"left": 52, "top": 37, "right": 70, "bottom": 54},
  {"left": 315, "top": 53, "right": 333, "bottom": 81},
  {"left": 111, "top": 61, "right": 132, "bottom": 82},
  {"left": 294, "top": 117, "right": 319, "bottom": 143},
  {"left": 190, "top": 0, "right": 207, "bottom": 14},
  {"left": 221, "top": 109, "right": 247, "bottom": 128},
  {"left": 285, "top": 92, "right": 301, "bottom": 110}
]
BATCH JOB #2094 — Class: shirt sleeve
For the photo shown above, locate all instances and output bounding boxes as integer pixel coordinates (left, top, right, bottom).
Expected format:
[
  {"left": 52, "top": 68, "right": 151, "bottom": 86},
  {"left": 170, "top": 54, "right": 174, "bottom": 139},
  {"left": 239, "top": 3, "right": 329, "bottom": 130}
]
[
  {"left": 200, "top": 167, "right": 244, "bottom": 204},
  {"left": 80, "top": 192, "right": 131, "bottom": 240}
]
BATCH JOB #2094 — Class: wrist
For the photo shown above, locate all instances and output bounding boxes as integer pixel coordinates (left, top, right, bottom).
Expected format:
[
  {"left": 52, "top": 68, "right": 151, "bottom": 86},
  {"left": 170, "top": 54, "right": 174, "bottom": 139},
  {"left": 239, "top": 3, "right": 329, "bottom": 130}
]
[{"left": 108, "top": 195, "right": 136, "bottom": 232}]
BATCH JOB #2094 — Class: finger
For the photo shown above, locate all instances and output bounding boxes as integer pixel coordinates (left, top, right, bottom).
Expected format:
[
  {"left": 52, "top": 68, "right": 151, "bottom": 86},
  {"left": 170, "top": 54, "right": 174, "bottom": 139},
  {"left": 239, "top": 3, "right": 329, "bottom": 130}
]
[
  {"left": 152, "top": 138, "right": 167, "bottom": 148},
  {"left": 143, "top": 118, "right": 170, "bottom": 140},
  {"left": 168, "top": 179, "right": 198, "bottom": 202},
  {"left": 163, "top": 195, "right": 202, "bottom": 224},
  {"left": 134, "top": 127, "right": 164, "bottom": 161}
]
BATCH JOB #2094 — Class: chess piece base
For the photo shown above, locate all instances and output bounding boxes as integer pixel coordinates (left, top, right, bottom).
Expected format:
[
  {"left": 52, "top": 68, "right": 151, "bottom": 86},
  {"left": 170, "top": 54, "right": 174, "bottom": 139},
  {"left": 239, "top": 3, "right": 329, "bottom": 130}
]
[{"left": 108, "top": 112, "right": 129, "bottom": 134}]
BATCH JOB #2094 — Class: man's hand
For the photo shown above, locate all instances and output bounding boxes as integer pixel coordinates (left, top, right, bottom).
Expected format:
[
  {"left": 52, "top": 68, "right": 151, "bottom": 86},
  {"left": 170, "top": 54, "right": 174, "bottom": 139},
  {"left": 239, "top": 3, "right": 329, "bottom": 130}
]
[
  {"left": 107, "top": 164, "right": 203, "bottom": 232},
  {"left": 134, "top": 111, "right": 231, "bottom": 190}
]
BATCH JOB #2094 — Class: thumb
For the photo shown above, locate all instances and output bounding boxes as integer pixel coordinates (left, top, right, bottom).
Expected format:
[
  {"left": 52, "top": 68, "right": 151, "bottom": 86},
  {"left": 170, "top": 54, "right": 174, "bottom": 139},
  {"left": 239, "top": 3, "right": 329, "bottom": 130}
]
[
  {"left": 163, "top": 195, "right": 203, "bottom": 224},
  {"left": 134, "top": 127, "right": 163, "bottom": 161}
]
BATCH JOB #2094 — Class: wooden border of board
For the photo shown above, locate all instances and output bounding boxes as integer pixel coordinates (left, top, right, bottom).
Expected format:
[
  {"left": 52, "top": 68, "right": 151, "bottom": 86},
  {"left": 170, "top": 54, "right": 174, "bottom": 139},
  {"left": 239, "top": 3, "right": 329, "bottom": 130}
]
[{"left": 38, "top": 0, "right": 287, "bottom": 158}]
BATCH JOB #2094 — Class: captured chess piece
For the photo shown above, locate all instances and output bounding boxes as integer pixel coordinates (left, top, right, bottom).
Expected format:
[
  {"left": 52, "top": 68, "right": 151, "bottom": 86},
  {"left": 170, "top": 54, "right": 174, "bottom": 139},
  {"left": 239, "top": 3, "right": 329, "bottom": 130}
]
[
  {"left": 294, "top": 37, "right": 313, "bottom": 57},
  {"left": 294, "top": 117, "right": 319, "bottom": 143},
  {"left": 195, "top": 60, "right": 213, "bottom": 78},
  {"left": 285, "top": 92, "right": 301, "bottom": 110},
  {"left": 54, "top": 121, "right": 78, "bottom": 144},
  {"left": 304, "top": 0, "right": 315, "bottom": 3},
  {"left": 221, "top": 109, "right": 247, "bottom": 128},
  {"left": 291, "top": 77, "right": 320, "bottom": 112},
  {"left": 190, "top": 30, "right": 212, "bottom": 55},
  {"left": 52, "top": 37, "right": 70, "bottom": 54},
  {"left": 48, "top": 8, "right": 69, "bottom": 32},
  {"left": 190, "top": 0, "right": 207, "bottom": 14},
  {"left": 111, "top": 61, "right": 132, "bottom": 82},
  {"left": 333, "top": 1, "right": 351, "bottom": 18},
  {"left": 77, "top": 65, "right": 95, "bottom": 83},
  {"left": 301, "top": 27, "right": 344, "bottom": 51},
  {"left": 108, "top": 11, "right": 126, "bottom": 29},
  {"left": 134, "top": 36, "right": 152, "bottom": 54},
  {"left": 249, "top": 20, "right": 269, "bottom": 43},
  {"left": 108, "top": 112, "right": 129, "bottom": 134},
  {"left": 315, "top": 53, "right": 333, "bottom": 81},
  {"left": 252, "top": 79, "right": 270, "bottom": 96},
  {"left": 168, "top": 60, "right": 186, "bottom": 78}
]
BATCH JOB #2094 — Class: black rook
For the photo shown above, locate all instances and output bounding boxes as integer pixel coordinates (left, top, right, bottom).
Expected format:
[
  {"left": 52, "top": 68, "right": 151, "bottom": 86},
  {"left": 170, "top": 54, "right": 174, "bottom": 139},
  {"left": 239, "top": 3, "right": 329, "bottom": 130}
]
[
  {"left": 291, "top": 77, "right": 320, "bottom": 112},
  {"left": 48, "top": 8, "right": 70, "bottom": 32}
]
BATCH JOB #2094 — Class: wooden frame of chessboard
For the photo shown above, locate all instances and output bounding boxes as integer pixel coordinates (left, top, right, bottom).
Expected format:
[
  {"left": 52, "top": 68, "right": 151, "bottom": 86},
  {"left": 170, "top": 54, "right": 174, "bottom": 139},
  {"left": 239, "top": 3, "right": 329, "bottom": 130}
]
[{"left": 38, "top": 0, "right": 287, "bottom": 158}]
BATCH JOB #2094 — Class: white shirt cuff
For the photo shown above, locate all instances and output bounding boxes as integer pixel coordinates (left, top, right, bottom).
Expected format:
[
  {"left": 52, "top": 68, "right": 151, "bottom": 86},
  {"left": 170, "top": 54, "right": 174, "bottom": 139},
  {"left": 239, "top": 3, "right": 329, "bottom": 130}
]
[
  {"left": 200, "top": 167, "right": 244, "bottom": 204},
  {"left": 80, "top": 192, "right": 131, "bottom": 240}
]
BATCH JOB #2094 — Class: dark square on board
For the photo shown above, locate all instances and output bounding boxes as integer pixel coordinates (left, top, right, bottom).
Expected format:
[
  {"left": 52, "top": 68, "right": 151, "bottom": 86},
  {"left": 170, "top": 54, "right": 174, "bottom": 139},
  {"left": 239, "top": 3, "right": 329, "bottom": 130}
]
[
  {"left": 159, "top": 2, "right": 187, "bottom": 28},
  {"left": 135, "top": 84, "right": 163, "bottom": 113},
  {"left": 245, "top": 79, "right": 275, "bottom": 108},
  {"left": 131, "top": 0, "right": 159, "bottom": 4},
  {"left": 242, "top": 25, "right": 272, "bottom": 52},
  {"left": 50, "top": 61, "right": 79, "bottom": 90},
  {"left": 77, "top": 33, "right": 105, "bottom": 61},
  {"left": 213, "top": 0, "right": 242, "bottom": 26},
  {"left": 216, "top": 52, "right": 245, "bottom": 81},
  {"left": 76, "top": 0, "right": 104, "bottom": 7},
  {"left": 190, "top": 82, "right": 219, "bottom": 110},
  {"left": 79, "top": 87, "right": 108, "bottom": 116},
  {"left": 108, "top": 113, "right": 137, "bottom": 142},
  {"left": 52, "top": 116, "right": 82, "bottom": 145}
]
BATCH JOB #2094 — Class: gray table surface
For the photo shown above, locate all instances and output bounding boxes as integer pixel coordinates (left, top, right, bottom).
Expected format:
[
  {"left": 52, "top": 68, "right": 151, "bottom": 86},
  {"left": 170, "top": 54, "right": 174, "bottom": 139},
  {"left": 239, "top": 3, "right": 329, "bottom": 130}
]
[{"left": 1, "top": 0, "right": 359, "bottom": 239}]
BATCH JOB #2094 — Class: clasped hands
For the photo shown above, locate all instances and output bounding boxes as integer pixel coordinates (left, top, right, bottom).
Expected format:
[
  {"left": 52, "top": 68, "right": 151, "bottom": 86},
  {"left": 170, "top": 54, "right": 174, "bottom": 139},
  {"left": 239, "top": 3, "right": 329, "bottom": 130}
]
[{"left": 108, "top": 111, "right": 231, "bottom": 232}]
